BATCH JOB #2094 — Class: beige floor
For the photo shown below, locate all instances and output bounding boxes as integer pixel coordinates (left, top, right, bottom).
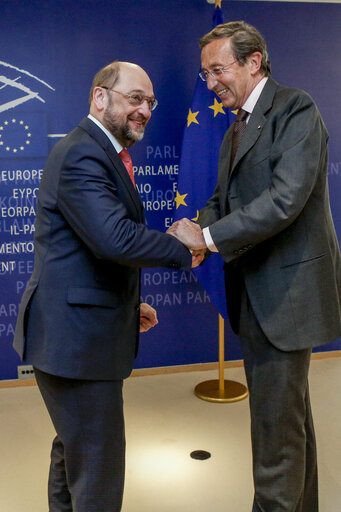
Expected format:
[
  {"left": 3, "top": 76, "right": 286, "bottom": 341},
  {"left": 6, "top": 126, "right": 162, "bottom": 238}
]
[{"left": 0, "top": 358, "right": 340, "bottom": 511}]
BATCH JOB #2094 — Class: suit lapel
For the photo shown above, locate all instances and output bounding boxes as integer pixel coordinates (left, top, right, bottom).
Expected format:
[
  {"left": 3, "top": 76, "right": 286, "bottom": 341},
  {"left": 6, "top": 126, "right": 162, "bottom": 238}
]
[
  {"left": 78, "top": 117, "right": 144, "bottom": 221},
  {"left": 229, "top": 78, "right": 278, "bottom": 179},
  {"left": 219, "top": 128, "right": 233, "bottom": 216}
]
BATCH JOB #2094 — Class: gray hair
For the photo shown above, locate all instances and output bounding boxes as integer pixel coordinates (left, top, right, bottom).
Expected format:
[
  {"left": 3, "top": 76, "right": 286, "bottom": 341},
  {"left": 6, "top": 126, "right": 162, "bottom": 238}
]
[{"left": 200, "top": 21, "right": 271, "bottom": 76}]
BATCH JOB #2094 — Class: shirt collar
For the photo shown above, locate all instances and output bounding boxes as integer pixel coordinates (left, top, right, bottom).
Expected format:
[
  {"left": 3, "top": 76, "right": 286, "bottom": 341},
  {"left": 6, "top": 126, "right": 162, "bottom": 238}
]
[
  {"left": 242, "top": 76, "right": 268, "bottom": 116},
  {"left": 87, "top": 114, "right": 123, "bottom": 154}
]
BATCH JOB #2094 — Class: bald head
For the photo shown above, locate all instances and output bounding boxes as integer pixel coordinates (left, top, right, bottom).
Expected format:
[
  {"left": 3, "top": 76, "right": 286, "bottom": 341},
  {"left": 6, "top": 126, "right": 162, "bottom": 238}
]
[{"left": 89, "top": 61, "right": 152, "bottom": 107}]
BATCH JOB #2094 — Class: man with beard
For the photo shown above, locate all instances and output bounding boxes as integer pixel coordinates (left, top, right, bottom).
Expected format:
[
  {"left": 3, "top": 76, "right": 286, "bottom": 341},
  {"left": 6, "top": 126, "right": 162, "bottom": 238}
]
[{"left": 13, "top": 61, "right": 199, "bottom": 512}]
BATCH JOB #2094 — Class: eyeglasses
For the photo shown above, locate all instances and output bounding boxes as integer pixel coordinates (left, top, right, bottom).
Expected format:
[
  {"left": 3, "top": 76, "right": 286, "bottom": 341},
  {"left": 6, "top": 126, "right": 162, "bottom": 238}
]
[
  {"left": 101, "top": 86, "right": 158, "bottom": 111},
  {"left": 199, "top": 60, "right": 238, "bottom": 82}
]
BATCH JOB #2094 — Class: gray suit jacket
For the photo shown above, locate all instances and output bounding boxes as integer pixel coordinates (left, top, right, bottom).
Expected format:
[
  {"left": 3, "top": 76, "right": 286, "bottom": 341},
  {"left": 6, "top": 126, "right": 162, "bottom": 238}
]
[{"left": 199, "top": 77, "right": 341, "bottom": 351}]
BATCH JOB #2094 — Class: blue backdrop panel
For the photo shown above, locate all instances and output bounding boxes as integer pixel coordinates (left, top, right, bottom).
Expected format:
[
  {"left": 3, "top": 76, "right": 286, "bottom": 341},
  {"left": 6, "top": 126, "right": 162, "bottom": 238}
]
[{"left": 0, "top": 1, "right": 340, "bottom": 379}]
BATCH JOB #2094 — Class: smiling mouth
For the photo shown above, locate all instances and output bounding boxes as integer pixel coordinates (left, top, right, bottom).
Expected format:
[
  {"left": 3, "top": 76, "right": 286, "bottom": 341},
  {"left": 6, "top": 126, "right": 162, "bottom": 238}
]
[
  {"left": 217, "top": 88, "right": 228, "bottom": 96},
  {"left": 129, "top": 118, "right": 145, "bottom": 129}
]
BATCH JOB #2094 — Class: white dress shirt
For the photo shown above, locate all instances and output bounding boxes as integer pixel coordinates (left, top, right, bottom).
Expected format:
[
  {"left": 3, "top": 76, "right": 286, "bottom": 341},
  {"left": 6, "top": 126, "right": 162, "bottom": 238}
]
[{"left": 203, "top": 77, "right": 268, "bottom": 252}]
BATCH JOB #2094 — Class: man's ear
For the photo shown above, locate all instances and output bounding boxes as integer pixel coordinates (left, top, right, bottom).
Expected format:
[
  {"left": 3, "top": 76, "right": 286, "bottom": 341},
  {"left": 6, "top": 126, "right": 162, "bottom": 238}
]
[
  {"left": 249, "top": 52, "right": 262, "bottom": 76},
  {"left": 92, "top": 86, "right": 107, "bottom": 112}
]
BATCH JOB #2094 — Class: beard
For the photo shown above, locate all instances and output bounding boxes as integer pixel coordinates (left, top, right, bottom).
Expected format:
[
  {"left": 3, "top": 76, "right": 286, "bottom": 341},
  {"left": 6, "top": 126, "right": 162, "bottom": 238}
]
[{"left": 103, "top": 103, "right": 145, "bottom": 147}]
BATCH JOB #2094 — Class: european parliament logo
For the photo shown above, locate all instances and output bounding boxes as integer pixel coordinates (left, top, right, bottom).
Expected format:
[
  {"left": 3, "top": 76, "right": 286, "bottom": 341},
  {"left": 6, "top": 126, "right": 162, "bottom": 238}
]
[
  {"left": 0, "top": 60, "right": 55, "bottom": 158},
  {"left": 0, "top": 112, "right": 48, "bottom": 158}
]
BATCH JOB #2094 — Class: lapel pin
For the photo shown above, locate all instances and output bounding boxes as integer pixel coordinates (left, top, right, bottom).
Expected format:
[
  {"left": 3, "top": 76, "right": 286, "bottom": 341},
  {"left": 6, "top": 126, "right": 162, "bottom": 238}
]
[{"left": 257, "top": 125, "right": 262, "bottom": 130}]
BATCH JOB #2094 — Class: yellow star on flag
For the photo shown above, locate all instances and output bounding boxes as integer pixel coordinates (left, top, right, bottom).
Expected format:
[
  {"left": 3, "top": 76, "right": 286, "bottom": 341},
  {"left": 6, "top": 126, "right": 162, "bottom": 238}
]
[
  {"left": 231, "top": 109, "right": 238, "bottom": 116},
  {"left": 215, "top": 0, "right": 222, "bottom": 8},
  {"left": 174, "top": 190, "right": 188, "bottom": 209},
  {"left": 191, "top": 210, "right": 199, "bottom": 221},
  {"left": 209, "top": 98, "right": 225, "bottom": 118},
  {"left": 187, "top": 109, "right": 199, "bottom": 127}
]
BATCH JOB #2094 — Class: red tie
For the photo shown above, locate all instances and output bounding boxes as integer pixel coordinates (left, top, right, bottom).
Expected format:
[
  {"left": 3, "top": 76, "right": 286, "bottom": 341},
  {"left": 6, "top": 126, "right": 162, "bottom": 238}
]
[{"left": 119, "top": 148, "right": 135, "bottom": 186}]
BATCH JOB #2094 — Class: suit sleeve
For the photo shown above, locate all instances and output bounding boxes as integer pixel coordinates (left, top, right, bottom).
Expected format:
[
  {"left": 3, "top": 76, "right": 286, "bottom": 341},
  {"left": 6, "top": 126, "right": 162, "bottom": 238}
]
[
  {"left": 57, "top": 140, "right": 192, "bottom": 270},
  {"left": 204, "top": 92, "right": 328, "bottom": 263}
]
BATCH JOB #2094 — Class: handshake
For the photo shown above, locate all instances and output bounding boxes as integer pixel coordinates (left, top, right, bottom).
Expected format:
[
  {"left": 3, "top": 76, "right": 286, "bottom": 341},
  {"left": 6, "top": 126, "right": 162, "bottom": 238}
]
[{"left": 166, "top": 218, "right": 207, "bottom": 268}]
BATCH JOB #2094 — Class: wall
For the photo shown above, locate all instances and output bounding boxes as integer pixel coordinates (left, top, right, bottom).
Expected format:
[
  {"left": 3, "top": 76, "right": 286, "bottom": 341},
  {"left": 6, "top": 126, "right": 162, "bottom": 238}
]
[{"left": 0, "top": 0, "right": 340, "bottom": 379}]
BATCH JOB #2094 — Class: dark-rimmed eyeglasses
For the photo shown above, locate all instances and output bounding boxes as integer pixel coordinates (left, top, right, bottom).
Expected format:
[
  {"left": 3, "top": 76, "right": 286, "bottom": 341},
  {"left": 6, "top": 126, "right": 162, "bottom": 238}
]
[
  {"left": 199, "top": 60, "right": 238, "bottom": 82},
  {"left": 101, "top": 86, "right": 158, "bottom": 111}
]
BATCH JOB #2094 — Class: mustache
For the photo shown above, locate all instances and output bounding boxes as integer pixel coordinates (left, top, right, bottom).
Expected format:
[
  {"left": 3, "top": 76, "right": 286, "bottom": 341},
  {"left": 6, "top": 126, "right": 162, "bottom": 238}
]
[{"left": 129, "top": 115, "right": 147, "bottom": 123}]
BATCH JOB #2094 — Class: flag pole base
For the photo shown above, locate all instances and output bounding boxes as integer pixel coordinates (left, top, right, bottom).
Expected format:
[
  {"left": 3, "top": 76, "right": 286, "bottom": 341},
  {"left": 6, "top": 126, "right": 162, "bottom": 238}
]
[{"left": 194, "top": 379, "right": 248, "bottom": 403}]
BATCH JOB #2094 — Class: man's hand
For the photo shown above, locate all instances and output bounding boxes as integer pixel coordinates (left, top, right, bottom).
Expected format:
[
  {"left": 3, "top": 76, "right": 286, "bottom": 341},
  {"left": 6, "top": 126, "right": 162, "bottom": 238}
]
[
  {"left": 139, "top": 302, "right": 158, "bottom": 333},
  {"left": 167, "top": 218, "right": 207, "bottom": 251},
  {"left": 192, "top": 249, "right": 206, "bottom": 268}
]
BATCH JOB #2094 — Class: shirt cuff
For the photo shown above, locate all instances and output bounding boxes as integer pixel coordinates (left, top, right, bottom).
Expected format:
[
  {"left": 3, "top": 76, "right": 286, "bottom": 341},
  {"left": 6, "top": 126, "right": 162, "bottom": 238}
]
[{"left": 202, "top": 227, "right": 219, "bottom": 253}]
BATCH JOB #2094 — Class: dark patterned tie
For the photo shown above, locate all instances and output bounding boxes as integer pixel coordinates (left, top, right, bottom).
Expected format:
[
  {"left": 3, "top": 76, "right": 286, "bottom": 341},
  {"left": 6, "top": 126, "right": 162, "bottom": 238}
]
[
  {"left": 119, "top": 148, "right": 135, "bottom": 186},
  {"left": 230, "top": 108, "right": 248, "bottom": 167}
]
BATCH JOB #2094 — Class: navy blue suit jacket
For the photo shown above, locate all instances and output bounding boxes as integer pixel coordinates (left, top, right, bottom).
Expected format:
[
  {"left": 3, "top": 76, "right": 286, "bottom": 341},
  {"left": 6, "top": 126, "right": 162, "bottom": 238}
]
[{"left": 13, "top": 117, "right": 191, "bottom": 379}]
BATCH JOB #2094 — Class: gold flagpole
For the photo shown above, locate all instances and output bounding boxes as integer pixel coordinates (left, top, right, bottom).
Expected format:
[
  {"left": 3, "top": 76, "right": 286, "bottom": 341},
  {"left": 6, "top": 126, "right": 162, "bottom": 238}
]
[
  {"left": 194, "top": 314, "right": 248, "bottom": 403},
  {"left": 218, "top": 313, "right": 225, "bottom": 393}
]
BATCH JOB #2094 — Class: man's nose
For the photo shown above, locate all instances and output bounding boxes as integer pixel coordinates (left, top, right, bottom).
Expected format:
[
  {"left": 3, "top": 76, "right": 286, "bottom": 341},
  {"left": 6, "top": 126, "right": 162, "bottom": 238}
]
[
  {"left": 206, "top": 74, "right": 218, "bottom": 90},
  {"left": 137, "top": 99, "right": 152, "bottom": 118}
]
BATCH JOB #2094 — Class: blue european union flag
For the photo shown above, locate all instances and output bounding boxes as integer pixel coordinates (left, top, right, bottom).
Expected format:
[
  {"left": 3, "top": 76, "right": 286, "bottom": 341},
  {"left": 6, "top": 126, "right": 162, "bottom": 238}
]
[
  {"left": 174, "top": 4, "right": 232, "bottom": 318},
  {"left": 0, "top": 111, "right": 48, "bottom": 158}
]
